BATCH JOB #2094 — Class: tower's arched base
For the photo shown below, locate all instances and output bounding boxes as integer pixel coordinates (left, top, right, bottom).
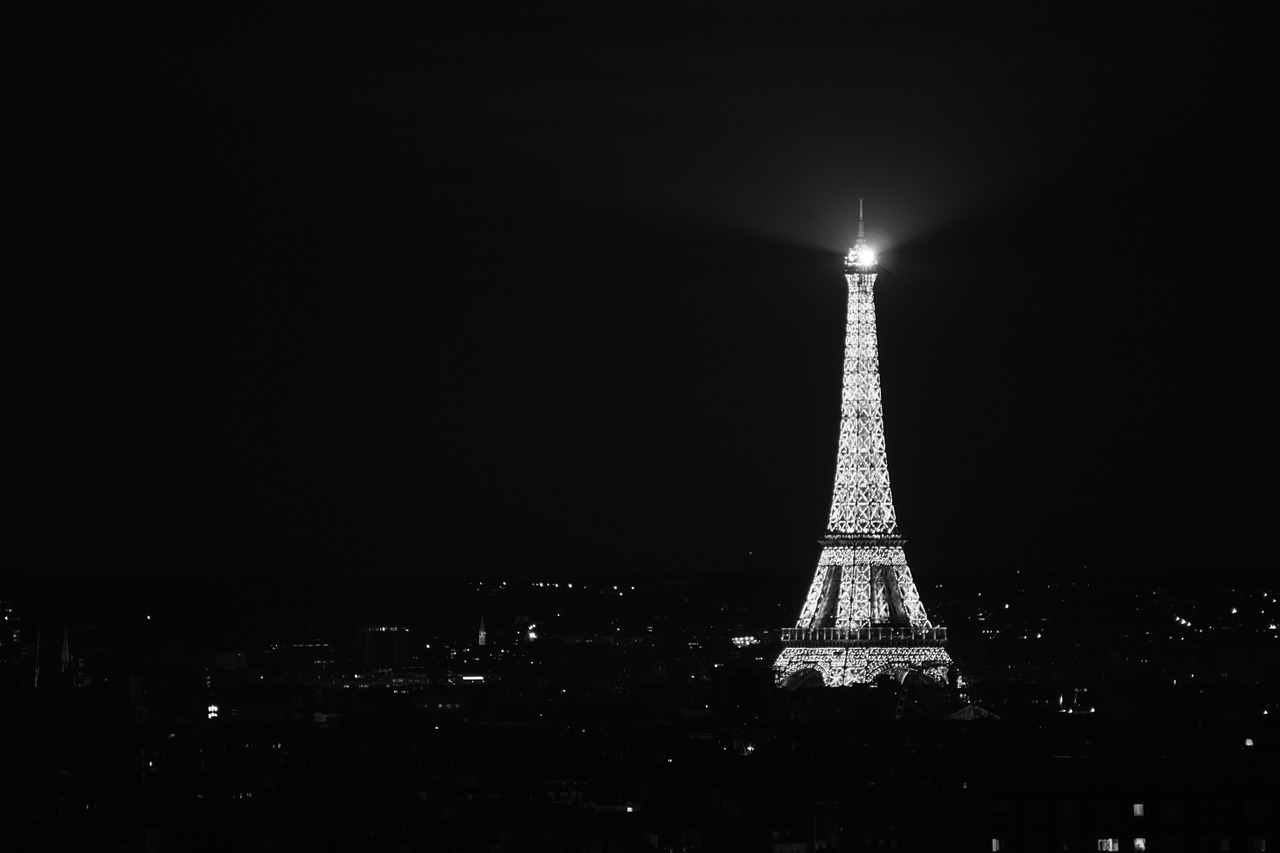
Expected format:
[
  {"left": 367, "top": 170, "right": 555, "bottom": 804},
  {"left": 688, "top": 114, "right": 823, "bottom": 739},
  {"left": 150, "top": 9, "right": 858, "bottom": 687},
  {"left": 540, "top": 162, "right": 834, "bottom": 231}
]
[
  {"left": 774, "top": 645, "right": 951, "bottom": 688},
  {"left": 778, "top": 667, "right": 826, "bottom": 690}
]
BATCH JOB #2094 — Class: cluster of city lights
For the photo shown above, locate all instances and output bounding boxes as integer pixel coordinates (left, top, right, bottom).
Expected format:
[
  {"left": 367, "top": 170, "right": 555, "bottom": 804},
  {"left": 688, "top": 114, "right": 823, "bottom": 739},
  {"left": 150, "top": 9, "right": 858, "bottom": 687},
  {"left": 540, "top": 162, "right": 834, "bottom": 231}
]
[{"left": 476, "top": 581, "right": 648, "bottom": 592}]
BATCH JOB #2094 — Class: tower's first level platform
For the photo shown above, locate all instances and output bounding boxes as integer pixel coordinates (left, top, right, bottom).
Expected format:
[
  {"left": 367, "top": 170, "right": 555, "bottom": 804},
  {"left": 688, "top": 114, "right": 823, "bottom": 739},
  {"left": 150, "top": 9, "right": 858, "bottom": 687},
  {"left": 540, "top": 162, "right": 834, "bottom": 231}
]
[{"left": 781, "top": 626, "right": 947, "bottom": 645}]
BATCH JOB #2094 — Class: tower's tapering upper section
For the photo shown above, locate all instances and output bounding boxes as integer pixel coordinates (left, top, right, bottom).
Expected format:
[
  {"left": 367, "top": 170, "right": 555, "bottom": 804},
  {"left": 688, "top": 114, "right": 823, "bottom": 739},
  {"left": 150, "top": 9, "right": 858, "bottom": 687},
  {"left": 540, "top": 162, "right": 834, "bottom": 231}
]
[{"left": 827, "top": 202, "right": 898, "bottom": 537}]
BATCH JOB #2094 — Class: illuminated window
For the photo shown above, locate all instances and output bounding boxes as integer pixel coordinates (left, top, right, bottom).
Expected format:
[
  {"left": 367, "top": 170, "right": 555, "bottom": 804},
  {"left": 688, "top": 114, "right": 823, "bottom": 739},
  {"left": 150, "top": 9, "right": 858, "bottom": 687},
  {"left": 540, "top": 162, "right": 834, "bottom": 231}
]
[
  {"left": 1133, "top": 803, "right": 1144, "bottom": 817},
  {"left": 1098, "top": 840, "right": 1121, "bottom": 852},
  {"left": 1134, "top": 840, "right": 1146, "bottom": 852}
]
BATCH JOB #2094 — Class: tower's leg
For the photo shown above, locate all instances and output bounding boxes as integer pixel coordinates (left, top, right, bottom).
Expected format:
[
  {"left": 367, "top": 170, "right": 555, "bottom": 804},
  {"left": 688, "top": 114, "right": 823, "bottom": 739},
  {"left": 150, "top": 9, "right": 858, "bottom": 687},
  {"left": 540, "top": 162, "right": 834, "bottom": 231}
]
[
  {"left": 831, "top": 545, "right": 933, "bottom": 629},
  {"left": 890, "top": 564, "right": 931, "bottom": 626},
  {"left": 837, "top": 561, "right": 870, "bottom": 628},
  {"left": 797, "top": 563, "right": 832, "bottom": 628}
]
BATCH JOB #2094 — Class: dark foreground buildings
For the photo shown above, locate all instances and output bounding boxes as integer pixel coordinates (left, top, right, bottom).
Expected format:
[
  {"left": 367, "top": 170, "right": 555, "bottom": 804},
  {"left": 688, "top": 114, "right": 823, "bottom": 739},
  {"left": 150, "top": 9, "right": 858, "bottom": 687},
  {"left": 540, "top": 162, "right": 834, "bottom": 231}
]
[{"left": 1, "top": 572, "right": 1276, "bottom": 852}]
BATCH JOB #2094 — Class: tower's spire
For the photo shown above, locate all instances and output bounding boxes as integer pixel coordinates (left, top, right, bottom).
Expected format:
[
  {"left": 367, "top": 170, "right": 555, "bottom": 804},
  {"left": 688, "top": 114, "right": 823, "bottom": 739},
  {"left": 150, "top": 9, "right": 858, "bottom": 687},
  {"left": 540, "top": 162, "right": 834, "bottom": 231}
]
[{"left": 846, "top": 200, "right": 876, "bottom": 271}]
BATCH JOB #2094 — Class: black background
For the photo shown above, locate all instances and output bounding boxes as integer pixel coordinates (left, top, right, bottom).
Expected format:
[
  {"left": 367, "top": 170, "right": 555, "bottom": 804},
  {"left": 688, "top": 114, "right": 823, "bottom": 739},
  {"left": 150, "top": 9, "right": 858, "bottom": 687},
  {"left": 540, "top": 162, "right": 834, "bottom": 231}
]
[{"left": 6, "top": 3, "right": 1266, "bottom": 579}]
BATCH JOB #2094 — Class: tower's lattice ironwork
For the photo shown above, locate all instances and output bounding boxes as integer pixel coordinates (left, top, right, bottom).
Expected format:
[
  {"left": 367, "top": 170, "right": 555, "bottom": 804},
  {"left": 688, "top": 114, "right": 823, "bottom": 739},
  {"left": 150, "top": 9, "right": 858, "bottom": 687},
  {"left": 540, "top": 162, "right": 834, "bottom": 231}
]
[{"left": 775, "top": 203, "right": 952, "bottom": 687}]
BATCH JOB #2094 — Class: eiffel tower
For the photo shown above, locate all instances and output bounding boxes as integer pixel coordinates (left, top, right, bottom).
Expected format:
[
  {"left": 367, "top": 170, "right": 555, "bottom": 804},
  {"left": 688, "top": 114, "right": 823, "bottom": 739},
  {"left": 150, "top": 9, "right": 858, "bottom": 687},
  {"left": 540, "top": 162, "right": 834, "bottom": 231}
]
[{"left": 775, "top": 202, "right": 952, "bottom": 688}]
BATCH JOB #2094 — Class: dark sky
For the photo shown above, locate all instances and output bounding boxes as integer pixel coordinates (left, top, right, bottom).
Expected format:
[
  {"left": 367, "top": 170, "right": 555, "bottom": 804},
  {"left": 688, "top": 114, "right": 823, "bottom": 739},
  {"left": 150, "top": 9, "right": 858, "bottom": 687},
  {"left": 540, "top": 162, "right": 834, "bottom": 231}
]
[{"left": 6, "top": 4, "right": 1266, "bottom": 579}]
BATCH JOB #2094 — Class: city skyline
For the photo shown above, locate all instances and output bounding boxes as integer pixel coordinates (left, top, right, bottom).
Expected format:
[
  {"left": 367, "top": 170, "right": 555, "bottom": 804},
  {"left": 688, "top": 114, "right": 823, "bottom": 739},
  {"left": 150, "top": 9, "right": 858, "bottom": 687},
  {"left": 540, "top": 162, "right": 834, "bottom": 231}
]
[{"left": 7, "top": 5, "right": 1263, "bottom": 579}]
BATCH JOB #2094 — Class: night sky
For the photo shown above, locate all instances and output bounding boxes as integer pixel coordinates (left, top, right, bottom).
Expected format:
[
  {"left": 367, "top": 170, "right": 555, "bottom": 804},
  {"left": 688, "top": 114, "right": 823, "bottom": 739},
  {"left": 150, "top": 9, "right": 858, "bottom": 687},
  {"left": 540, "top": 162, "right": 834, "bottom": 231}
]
[{"left": 6, "top": 4, "right": 1266, "bottom": 580}]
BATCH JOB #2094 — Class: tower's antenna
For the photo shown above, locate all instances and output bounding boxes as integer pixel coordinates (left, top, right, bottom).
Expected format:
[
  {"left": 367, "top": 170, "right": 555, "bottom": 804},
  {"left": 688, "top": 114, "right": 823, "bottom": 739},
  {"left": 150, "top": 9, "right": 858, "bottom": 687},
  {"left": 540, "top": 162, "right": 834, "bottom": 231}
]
[{"left": 847, "top": 199, "right": 875, "bottom": 270}]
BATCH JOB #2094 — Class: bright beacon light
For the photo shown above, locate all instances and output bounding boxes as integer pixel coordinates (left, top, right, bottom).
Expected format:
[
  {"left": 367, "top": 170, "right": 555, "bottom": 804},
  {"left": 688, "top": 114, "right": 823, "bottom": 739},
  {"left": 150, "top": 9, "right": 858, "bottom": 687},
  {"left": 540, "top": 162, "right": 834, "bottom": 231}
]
[{"left": 845, "top": 243, "right": 877, "bottom": 270}]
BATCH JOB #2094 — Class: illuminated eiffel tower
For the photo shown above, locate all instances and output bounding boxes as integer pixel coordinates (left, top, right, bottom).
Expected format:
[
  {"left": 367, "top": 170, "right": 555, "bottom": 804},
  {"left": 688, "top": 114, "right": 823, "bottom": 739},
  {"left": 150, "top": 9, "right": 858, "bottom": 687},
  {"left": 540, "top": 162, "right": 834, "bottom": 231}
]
[{"left": 774, "top": 203, "right": 952, "bottom": 687}]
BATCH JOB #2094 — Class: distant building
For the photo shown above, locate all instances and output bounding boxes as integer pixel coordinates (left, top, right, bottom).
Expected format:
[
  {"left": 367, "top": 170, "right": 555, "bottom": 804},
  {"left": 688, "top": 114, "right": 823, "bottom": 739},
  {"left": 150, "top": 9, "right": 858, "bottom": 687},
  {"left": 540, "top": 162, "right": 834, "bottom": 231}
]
[{"left": 359, "top": 625, "right": 412, "bottom": 672}]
